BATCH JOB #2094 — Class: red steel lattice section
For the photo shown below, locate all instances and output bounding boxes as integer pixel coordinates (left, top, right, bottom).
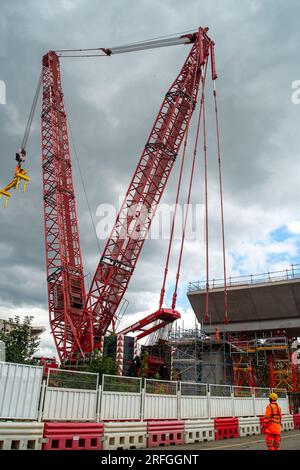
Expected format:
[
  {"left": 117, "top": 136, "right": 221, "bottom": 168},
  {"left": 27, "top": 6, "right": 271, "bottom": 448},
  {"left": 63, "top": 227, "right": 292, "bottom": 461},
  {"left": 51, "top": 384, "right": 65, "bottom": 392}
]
[
  {"left": 41, "top": 51, "right": 86, "bottom": 362},
  {"left": 41, "top": 30, "right": 215, "bottom": 362}
]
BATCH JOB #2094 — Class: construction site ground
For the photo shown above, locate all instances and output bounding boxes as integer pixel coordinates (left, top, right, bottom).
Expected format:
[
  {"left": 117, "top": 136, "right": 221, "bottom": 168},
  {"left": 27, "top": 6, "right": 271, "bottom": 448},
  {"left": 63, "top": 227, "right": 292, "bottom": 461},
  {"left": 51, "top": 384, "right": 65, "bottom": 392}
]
[{"left": 149, "top": 430, "right": 300, "bottom": 451}]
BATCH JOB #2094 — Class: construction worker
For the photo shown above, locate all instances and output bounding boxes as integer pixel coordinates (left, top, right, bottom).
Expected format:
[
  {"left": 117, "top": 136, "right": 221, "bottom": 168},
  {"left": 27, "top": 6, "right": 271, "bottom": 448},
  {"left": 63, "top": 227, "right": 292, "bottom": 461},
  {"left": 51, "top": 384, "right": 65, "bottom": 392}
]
[{"left": 264, "top": 392, "right": 282, "bottom": 451}]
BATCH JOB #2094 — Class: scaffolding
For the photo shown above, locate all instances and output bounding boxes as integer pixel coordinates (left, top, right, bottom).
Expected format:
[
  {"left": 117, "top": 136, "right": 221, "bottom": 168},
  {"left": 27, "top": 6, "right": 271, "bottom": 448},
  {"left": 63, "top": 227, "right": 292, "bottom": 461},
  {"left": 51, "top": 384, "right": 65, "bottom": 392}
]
[
  {"left": 187, "top": 265, "right": 300, "bottom": 391},
  {"left": 168, "top": 327, "right": 232, "bottom": 384},
  {"left": 166, "top": 326, "right": 300, "bottom": 391},
  {"left": 168, "top": 328, "right": 203, "bottom": 382},
  {"left": 228, "top": 332, "right": 300, "bottom": 392}
]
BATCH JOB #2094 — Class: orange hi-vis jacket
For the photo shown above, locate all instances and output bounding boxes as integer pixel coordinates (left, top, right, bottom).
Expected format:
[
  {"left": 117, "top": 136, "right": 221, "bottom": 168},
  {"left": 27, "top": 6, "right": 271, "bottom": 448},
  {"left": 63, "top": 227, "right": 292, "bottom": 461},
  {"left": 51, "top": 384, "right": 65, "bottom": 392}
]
[{"left": 264, "top": 402, "right": 282, "bottom": 434}]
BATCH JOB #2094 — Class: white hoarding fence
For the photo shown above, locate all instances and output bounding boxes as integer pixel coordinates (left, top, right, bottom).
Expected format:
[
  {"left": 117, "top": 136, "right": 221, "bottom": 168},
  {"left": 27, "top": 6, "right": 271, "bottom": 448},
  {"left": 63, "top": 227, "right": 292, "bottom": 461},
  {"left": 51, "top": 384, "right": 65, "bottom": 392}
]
[
  {"left": 272, "top": 388, "right": 290, "bottom": 414},
  {"left": 143, "top": 379, "right": 178, "bottom": 420},
  {"left": 209, "top": 384, "right": 233, "bottom": 418},
  {"left": 179, "top": 382, "right": 208, "bottom": 419},
  {"left": 0, "top": 362, "right": 43, "bottom": 420},
  {"left": 42, "top": 368, "right": 98, "bottom": 421},
  {"left": 233, "top": 386, "right": 255, "bottom": 417},
  {"left": 253, "top": 387, "right": 271, "bottom": 416},
  {"left": 100, "top": 375, "right": 142, "bottom": 421},
  {"left": 0, "top": 365, "right": 291, "bottom": 423}
]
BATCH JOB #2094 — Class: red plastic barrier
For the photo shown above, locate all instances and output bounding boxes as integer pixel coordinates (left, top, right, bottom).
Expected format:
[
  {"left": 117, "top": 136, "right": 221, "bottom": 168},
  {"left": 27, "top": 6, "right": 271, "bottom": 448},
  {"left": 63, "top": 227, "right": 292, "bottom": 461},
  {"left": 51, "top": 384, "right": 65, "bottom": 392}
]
[
  {"left": 293, "top": 414, "right": 300, "bottom": 430},
  {"left": 147, "top": 420, "right": 184, "bottom": 447},
  {"left": 42, "top": 422, "right": 104, "bottom": 451},
  {"left": 259, "top": 416, "right": 266, "bottom": 434},
  {"left": 214, "top": 418, "right": 239, "bottom": 440}
]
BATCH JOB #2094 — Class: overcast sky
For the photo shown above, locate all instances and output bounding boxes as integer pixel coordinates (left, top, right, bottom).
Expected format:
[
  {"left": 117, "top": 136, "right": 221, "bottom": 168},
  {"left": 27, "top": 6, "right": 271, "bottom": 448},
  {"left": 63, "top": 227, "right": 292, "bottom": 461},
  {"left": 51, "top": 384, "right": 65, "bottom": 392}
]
[{"left": 1, "top": 0, "right": 300, "bottom": 357}]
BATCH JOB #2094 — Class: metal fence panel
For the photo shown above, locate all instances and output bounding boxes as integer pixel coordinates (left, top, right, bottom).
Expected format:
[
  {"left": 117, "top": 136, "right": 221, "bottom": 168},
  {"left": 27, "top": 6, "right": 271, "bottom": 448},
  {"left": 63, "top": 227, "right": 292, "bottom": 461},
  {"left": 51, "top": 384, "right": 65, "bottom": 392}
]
[
  {"left": 180, "top": 382, "right": 207, "bottom": 396},
  {"left": 254, "top": 387, "right": 270, "bottom": 398},
  {"left": 233, "top": 386, "right": 253, "bottom": 398},
  {"left": 0, "top": 362, "right": 43, "bottom": 420},
  {"left": 47, "top": 368, "right": 98, "bottom": 390},
  {"left": 180, "top": 396, "right": 208, "bottom": 419},
  {"left": 145, "top": 379, "right": 177, "bottom": 395},
  {"left": 210, "top": 397, "right": 233, "bottom": 418},
  {"left": 102, "top": 375, "right": 141, "bottom": 393},
  {"left": 234, "top": 398, "right": 255, "bottom": 417},
  {"left": 43, "top": 369, "right": 98, "bottom": 421},
  {"left": 144, "top": 379, "right": 178, "bottom": 419},
  {"left": 209, "top": 384, "right": 232, "bottom": 397},
  {"left": 278, "top": 398, "right": 290, "bottom": 415},
  {"left": 100, "top": 375, "right": 142, "bottom": 420},
  {"left": 272, "top": 388, "right": 287, "bottom": 399},
  {"left": 43, "top": 387, "right": 97, "bottom": 421},
  {"left": 254, "top": 398, "right": 270, "bottom": 416},
  {"left": 100, "top": 392, "right": 141, "bottom": 420},
  {"left": 144, "top": 394, "right": 178, "bottom": 419}
]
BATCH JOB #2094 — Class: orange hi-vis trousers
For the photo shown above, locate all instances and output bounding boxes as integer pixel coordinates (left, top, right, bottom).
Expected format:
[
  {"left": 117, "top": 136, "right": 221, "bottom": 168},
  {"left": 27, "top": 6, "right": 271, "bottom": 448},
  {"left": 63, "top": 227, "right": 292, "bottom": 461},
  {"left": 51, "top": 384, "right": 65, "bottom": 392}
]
[
  {"left": 264, "top": 402, "right": 282, "bottom": 450},
  {"left": 265, "top": 432, "right": 281, "bottom": 451}
]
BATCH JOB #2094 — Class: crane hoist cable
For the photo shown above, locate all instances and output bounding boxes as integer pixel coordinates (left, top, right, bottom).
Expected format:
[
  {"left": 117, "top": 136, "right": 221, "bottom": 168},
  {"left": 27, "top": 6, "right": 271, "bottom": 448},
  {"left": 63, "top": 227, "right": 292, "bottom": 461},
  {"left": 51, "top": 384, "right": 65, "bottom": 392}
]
[
  {"left": 202, "top": 77, "right": 209, "bottom": 323},
  {"left": 213, "top": 81, "right": 229, "bottom": 324},
  {"left": 158, "top": 29, "right": 203, "bottom": 312},
  {"left": 66, "top": 112, "right": 102, "bottom": 255},
  {"left": 21, "top": 73, "right": 42, "bottom": 150},
  {"left": 143, "top": 34, "right": 229, "bottom": 334},
  {"left": 154, "top": 59, "right": 208, "bottom": 344},
  {"left": 172, "top": 60, "right": 209, "bottom": 311},
  {"left": 0, "top": 73, "right": 42, "bottom": 207},
  {"left": 158, "top": 93, "right": 193, "bottom": 310}
]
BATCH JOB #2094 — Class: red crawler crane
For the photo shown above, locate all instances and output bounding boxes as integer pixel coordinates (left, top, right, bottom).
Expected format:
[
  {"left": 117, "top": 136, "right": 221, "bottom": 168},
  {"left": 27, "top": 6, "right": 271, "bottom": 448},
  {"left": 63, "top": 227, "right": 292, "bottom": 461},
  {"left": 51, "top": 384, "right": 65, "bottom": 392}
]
[{"left": 41, "top": 28, "right": 217, "bottom": 363}]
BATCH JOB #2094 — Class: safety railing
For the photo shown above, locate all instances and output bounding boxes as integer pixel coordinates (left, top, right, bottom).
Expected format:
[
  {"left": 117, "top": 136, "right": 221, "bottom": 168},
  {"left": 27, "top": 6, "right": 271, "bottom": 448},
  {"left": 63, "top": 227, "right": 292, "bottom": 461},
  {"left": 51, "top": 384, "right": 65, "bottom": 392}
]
[{"left": 188, "top": 264, "right": 300, "bottom": 292}]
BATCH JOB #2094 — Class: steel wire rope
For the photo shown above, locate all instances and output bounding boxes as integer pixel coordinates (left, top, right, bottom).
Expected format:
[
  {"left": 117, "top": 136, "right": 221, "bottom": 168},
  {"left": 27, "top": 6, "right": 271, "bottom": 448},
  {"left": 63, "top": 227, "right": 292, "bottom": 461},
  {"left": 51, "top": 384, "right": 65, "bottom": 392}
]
[
  {"left": 21, "top": 72, "right": 42, "bottom": 150},
  {"left": 66, "top": 110, "right": 102, "bottom": 255},
  {"left": 213, "top": 80, "right": 229, "bottom": 324},
  {"left": 171, "top": 59, "right": 209, "bottom": 310},
  {"left": 202, "top": 75, "right": 209, "bottom": 323},
  {"left": 158, "top": 30, "right": 203, "bottom": 311}
]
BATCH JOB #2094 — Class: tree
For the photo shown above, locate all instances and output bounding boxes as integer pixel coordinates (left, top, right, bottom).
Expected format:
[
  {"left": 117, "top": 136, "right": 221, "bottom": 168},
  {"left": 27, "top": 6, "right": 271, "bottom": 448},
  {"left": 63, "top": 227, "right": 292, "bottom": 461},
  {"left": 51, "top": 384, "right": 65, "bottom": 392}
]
[
  {"left": 139, "top": 350, "right": 149, "bottom": 378},
  {"left": 0, "top": 315, "right": 39, "bottom": 364},
  {"left": 83, "top": 334, "right": 118, "bottom": 379},
  {"left": 85, "top": 353, "right": 117, "bottom": 378}
]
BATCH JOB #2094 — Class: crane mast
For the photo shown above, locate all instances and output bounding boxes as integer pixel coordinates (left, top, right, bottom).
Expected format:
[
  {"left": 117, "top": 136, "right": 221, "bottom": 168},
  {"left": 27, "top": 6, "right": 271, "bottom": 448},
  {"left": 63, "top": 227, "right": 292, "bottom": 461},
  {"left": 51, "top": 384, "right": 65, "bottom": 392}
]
[
  {"left": 41, "top": 52, "right": 86, "bottom": 361},
  {"left": 41, "top": 29, "right": 215, "bottom": 362}
]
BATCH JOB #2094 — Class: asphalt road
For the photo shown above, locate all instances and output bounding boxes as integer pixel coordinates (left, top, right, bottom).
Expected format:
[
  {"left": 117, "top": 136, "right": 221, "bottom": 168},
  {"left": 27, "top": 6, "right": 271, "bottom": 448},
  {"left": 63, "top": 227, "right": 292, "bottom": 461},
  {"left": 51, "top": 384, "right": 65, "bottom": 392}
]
[{"left": 150, "top": 430, "right": 300, "bottom": 451}]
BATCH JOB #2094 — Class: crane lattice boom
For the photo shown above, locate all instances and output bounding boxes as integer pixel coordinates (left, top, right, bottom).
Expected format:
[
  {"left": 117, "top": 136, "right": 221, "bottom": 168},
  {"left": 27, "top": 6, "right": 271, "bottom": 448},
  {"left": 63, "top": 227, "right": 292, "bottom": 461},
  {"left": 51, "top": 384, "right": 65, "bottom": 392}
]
[{"left": 40, "top": 28, "right": 216, "bottom": 362}]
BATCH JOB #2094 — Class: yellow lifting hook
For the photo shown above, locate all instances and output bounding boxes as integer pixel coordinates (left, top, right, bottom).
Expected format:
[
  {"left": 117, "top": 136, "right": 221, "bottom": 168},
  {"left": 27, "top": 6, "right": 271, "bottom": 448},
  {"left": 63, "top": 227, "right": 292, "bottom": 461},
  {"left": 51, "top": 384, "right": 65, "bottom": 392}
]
[{"left": 0, "top": 168, "right": 30, "bottom": 208}]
